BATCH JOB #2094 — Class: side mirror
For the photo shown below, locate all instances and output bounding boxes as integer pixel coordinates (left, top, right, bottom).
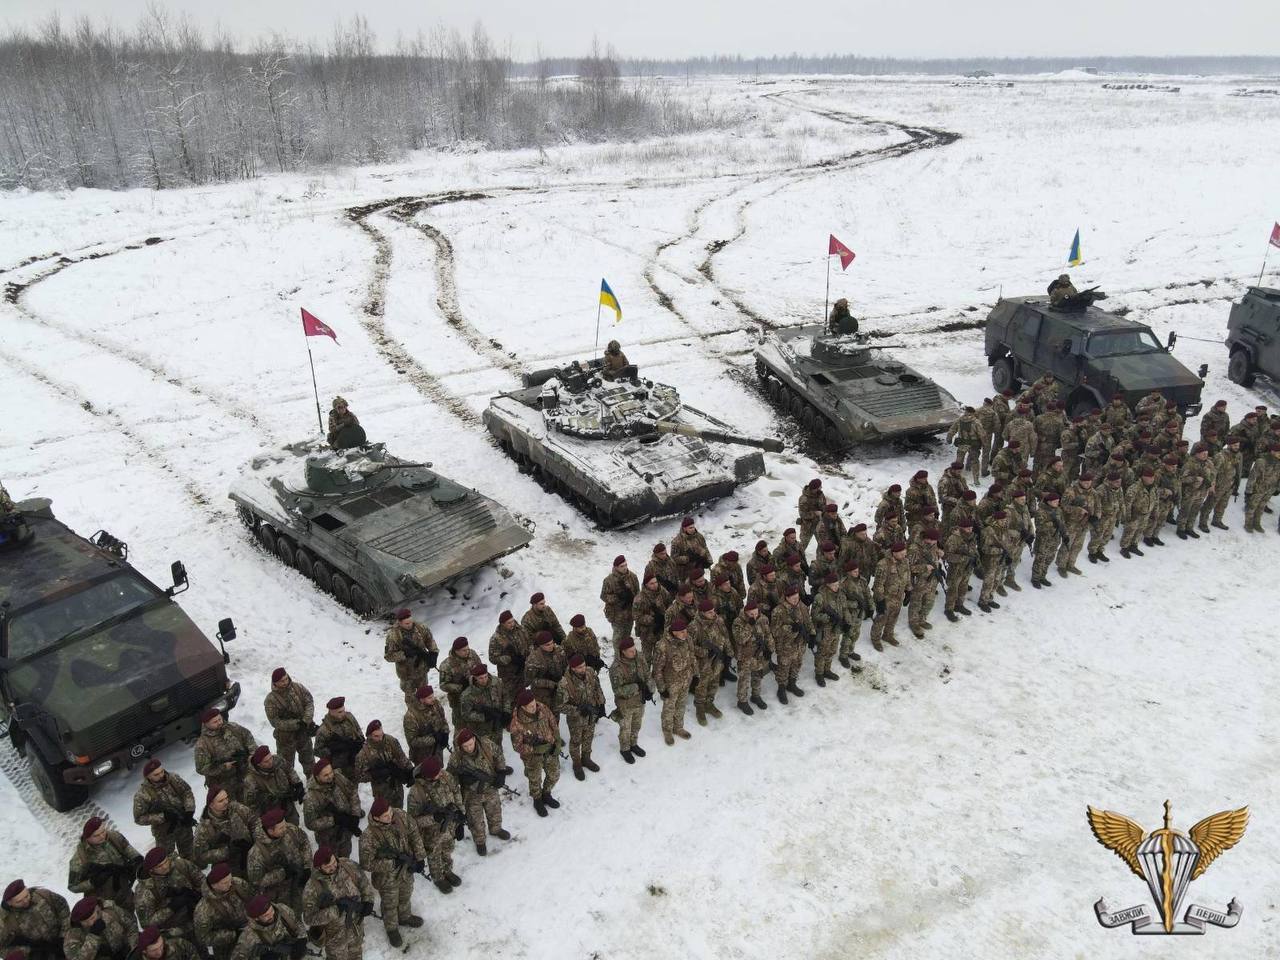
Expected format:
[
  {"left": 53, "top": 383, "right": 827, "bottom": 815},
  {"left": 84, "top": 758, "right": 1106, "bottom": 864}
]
[
  {"left": 217, "top": 618, "right": 236, "bottom": 643},
  {"left": 1166, "top": 332, "right": 1178, "bottom": 350},
  {"left": 166, "top": 561, "right": 189, "bottom": 597},
  {"left": 1060, "top": 338, "right": 1073, "bottom": 355}
]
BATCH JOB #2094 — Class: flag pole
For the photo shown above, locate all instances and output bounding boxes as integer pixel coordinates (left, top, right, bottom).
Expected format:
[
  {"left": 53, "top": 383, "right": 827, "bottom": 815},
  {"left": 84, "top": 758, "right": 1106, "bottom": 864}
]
[
  {"left": 824, "top": 254, "right": 831, "bottom": 324},
  {"left": 1260, "top": 244, "right": 1270, "bottom": 288},
  {"left": 304, "top": 334, "right": 324, "bottom": 436},
  {"left": 594, "top": 296, "right": 602, "bottom": 353}
]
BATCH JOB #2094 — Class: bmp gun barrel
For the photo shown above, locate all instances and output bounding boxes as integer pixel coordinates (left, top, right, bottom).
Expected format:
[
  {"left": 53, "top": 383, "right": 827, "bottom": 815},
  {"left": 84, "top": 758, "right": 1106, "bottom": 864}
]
[{"left": 647, "top": 420, "right": 784, "bottom": 453}]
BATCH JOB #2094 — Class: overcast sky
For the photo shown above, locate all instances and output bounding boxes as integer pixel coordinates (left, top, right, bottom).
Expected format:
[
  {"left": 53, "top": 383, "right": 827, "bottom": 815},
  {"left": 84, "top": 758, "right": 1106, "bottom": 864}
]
[{"left": 1, "top": 0, "right": 1272, "bottom": 58}]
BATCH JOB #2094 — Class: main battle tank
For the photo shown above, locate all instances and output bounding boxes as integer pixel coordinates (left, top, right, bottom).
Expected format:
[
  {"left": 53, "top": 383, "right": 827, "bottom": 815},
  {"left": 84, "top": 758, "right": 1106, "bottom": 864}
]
[
  {"left": 229, "top": 438, "right": 532, "bottom": 616},
  {"left": 754, "top": 325, "right": 962, "bottom": 446},
  {"left": 484, "top": 358, "right": 783, "bottom": 527}
]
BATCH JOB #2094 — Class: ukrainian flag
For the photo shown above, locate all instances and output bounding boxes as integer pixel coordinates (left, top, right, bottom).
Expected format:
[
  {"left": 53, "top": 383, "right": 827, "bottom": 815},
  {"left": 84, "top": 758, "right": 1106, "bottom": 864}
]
[
  {"left": 1068, "top": 229, "right": 1084, "bottom": 267},
  {"left": 600, "top": 278, "right": 622, "bottom": 325}
]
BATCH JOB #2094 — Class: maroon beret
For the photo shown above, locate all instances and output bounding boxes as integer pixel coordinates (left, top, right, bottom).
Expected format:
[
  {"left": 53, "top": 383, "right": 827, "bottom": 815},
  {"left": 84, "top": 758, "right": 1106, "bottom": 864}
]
[
  {"left": 891, "top": 541, "right": 907, "bottom": 552},
  {"left": 670, "top": 618, "right": 688, "bottom": 632},
  {"left": 251, "top": 745, "right": 270, "bottom": 767},
  {"left": 81, "top": 817, "right": 104, "bottom": 840},
  {"left": 569, "top": 614, "right": 586, "bottom": 628},
  {"left": 312, "top": 846, "right": 335, "bottom": 868},
  {"left": 515, "top": 690, "right": 535, "bottom": 707},
  {"left": 681, "top": 516, "right": 695, "bottom": 528},
  {"left": 142, "top": 758, "right": 162, "bottom": 777},
  {"left": 823, "top": 573, "right": 838, "bottom": 585},
  {"left": 365, "top": 719, "right": 382, "bottom": 735},
  {"left": 723, "top": 550, "right": 739, "bottom": 562},
  {"left": 783, "top": 527, "right": 796, "bottom": 536},
  {"left": 206, "top": 786, "right": 226, "bottom": 806},
  {"left": 619, "top": 636, "right": 635, "bottom": 650},
  {"left": 613, "top": 555, "right": 626, "bottom": 567},
  {"left": 536, "top": 630, "right": 554, "bottom": 645},
  {"left": 755, "top": 539, "right": 768, "bottom": 551},
  {"left": 498, "top": 610, "right": 513, "bottom": 624},
  {"left": 993, "top": 510, "right": 1007, "bottom": 520},
  {"left": 70, "top": 897, "right": 98, "bottom": 923},
  {"left": 713, "top": 574, "right": 729, "bottom": 586},
  {"left": 959, "top": 518, "right": 975, "bottom": 528},
  {"left": 924, "top": 529, "right": 940, "bottom": 541},
  {"left": 370, "top": 797, "right": 390, "bottom": 818},
  {"left": 653, "top": 542, "right": 667, "bottom": 554},
  {"left": 888, "top": 484, "right": 901, "bottom": 493},
  {"left": 419, "top": 756, "right": 443, "bottom": 778},
  {"left": 744, "top": 600, "right": 758, "bottom": 611},
  {"left": 207, "top": 863, "right": 232, "bottom": 885},
  {"left": 824, "top": 502, "right": 838, "bottom": 512},
  {"left": 246, "top": 894, "right": 272, "bottom": 918},
  {"left": 853, "top": 522, "right": 868, "bottom": 532},
  {"left": 143, "top": 848, "right": 168, "bottom": 873},
  {"left": 395, "top": 608, "right": 412, "bottom": 621},
  {"left": 456, "top": 728, "right": 476, "bottom": 744},
  {"left": 2, "top": 880, "right": 24, "bottom": 904},
  {"left": 819, "top": 541, "right": 836, "bottom": 553},
  {"left": 843, "top": 560, "right": 859, "bottom": 572},
  {"left": 200, "top": 708, "right": 220, "bottom": 724},
  {"left": 470, "top": 663, "right": 487, "bottom": 677},
  {"left": 326, "top": 696, "right": 344, "bottom": 710},
  {"left": 313, "top": 758, "right": 332, "bottom": 775},
  {"left": 271, "top": 667, "right": 287, "bottom": 684},
  {"left": 415, "top": 685, "right": 433, "bottom": 699},
  {"left": 568, "top": 653, "right": 586, "bottom": 668},
  {"left": 451, "top": 637, "right": 468, "bottom": 652},
  {"left": 783, "top": 585, "right": 799, "bottom": 597},
  {"left": 530, "top": 592, "right": 545, "bottom": 604},
  {"left": 807, "top": 478, "right": 822, "bottom": 489},
  {"left": 261, "top": 808, "right": 285, "bottom": 830},
  {"left": 912, "top": 470, "right": 928, "bottom": 481},
  {"left": 137, "top": 927, "right": 162, "bottom": 950}
]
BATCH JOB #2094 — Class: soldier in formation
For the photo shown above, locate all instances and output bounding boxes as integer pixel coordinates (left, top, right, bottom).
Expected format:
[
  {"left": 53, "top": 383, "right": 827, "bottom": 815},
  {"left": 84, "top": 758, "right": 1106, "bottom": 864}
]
[
  {"left": 194, "top": 710, "right": 257, "bottom": 804},
  {"left": 263, "top": 669, "right": 316, "bottom": 774},
  {"left": 508, "top": 690, "right": 562, "bottom": 817},
  {"left": 406, "top": 757, "right": 465, "bottom": 893},
  {"left": 382, "top": 610, "right": 437, "bottom": 703},
  {"left": 357, "top": 799, "right": 424, "bottom": 948},
  {"left": 133, "top": 759, "right": 197, "bottom": 858},
  {"left": 446, "top": 730, "right": 510, "bottom": 855},
  {"left": 1, "top": 880, "right": 69, "bottom": 960},
  {"left": 67, "top": 818, "right": 141, "bottom": 913}
]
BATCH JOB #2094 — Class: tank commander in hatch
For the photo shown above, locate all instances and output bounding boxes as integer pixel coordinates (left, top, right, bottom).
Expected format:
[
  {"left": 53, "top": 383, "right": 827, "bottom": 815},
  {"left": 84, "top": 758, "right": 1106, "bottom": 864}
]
[
  {"left": 601, "top": 340, "right": 631, "bottom": 381},
  {"left": 1047, "top": 274, "right": 1078, "bottom": 307},
  {"left": 326, "top": 396, "right": 361, "bottom": 449},
  {"left": 827, "top": 298, "right": 858, "bottom": 336}
]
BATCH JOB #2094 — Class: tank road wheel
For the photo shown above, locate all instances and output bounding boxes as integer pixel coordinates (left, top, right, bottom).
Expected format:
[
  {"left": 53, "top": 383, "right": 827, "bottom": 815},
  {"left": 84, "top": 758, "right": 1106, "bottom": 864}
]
[
  {"left": 26, "top": 741, "right": 88, "bottom": 812},
  {"left": 789, "top": 393, "right": 805, "bottom": 418},
  {"left": 330, "top": 572, "right": 353, "bottom": 607},
  {"left": 236, "top": 505, "right": 257, "bottom": 530},
  {"left": 755, "top": 359, "right": 769, "bottom": 381},
  {"left": 312, "top": 560, "right": 333, "bottom": 594},
  {"left": 800, "top": 406, "right": 817, "bottom": 431},
  {"left": 349, "top": 584, "right": 374, "bottom": 617},
  {"left": 1228, "top": 349, "right": 1256, "bottom": 387},
  {"left": 294, "top": 547, "right": 315, "bottom": 579},
  {"left": 274, "top": 536, "right": 297, "bottom": 567},
  {"left": 256, "top": 524, "right": 277, "bottom": 555},
  {"left": 991, "top": 357, "right": 1019, "bottom": 394}
]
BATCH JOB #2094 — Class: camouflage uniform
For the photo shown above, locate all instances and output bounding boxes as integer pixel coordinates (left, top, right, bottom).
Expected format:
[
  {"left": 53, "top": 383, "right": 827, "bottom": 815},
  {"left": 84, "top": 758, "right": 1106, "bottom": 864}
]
[
  {"left": 193, "top": 877, "right": 252, "bottom": 960},
  {"left": 1176, "top": 455, "right": 1215, "bottom": 535},
  {"left": 488, "top": 619, "right": 529, "bottom": 693},
  {"left": 522, "top": 643, "right": 567, "bottom": 712},
  {"left": 1032, "top": 499, "right": 1065, "bottom": 583},
  {"left": 263, "top": 680, "right": 316, "bottom": 774},
  {"left": 446, "top": 740, "right": 504, "bottom": 849},
  {"left": 631, "top": 582, "right": 672, "bottom": 666},
  {"left": 838, "top": 572, "right": 871, "bottom": 660},
  {"left": 975, "top": 402, "right": 998, "bottom": 476},
  {"left": 1087, "top": 479, "right": 1124, "bottom": 559},
  {"left": 809, "top": 581, "right": 845, "bottom": 678},
  {"left": 946, "top": 410, "right": 984, "bottom": 483},
  {"left": 600, "top": 567, "right": 640, "bottom": 647},
  {"left": 563, "top": 625, "right": 605, "bottom": 671},
  {"left": 905, "top": 539, "right": 942, "bottom": 637},
  {"left": 731, "top": 611, "right": 773, "bottom": 705},
  {"left": 608, "top": 651, "right": 651, "bottom": 753},
  {"left": 689, "top": 611, "right": 730, "bottom": 722},
  {"left": 508, "top": 701, "right": 562, "bottom": 800},
  {"left": 712, "top": 580, "right": 744, "bottom": 635},
  {"left": 520, "top": 604, "right": 566, "bottom": 646},
  {"left": 650, "top": 628, "right": 697, "bottom": 739},
  {"left": 988, "top": 394, "right": 1012, "bottom": 470},
  {"left": 942, "top": 526, "right": 977, "bottom": 616},
  {"left": 67, "top": 830, "right": 141, "bottom": 912},
  {"left": 402, "top": 698, "right": 449, "bottom": 766},
  {"left": 63, "top": 902, "right": 135, "bottom": 960},
  {"left": 314, "top": 714, "right": 364, "bottom": 782},
  {"left": 1199, "top": 444, "right": 1241, "bottom": 528},
  {"left": 460, "top": 677, "right": 511, "bottom": 770},
  {"left": 229, "top": 904, "right": 305, "bottom": 960},
  {"left": 1056, "top": 480, "right": 1098, "bottom": 575},
  {"left": 669, "top": 526, "right": 712, "bottom": 577},
  {"left": 556, "top": 667, "right": 605, "bottom": 766},
  {"left": 303, "top": 773, "right": 363, "bottom": 861},
  {"left": 244, "top": 762, "right": 304, "bottom": 825},
  {"left": 0, "top": 887, "right": 69, "bottom": 960},
  {"left": 796, "top": 484, "right": 827, "bottom": 555},
  {"left": 746, "top": 574, "right": 783, "bottom": 622},
  {"left": 937, "top": 468, "right": 970, "bottom": 527},
  {"left": 643, "top": 551, "right": 681, "bottom": 594},
  {"left": 358, "top": 811, "right": 425, "bottom": 935},
  {"left": 1147, "top": 461, "right": 1180, "bottom": 540},
  {"left": 1060, "top": 422, "right": 1085, "bottom": 481},
  {"left": 327, "top": 404, "right": 360, "bottom": 448},
  {"left": 134, "top": 771, "right": 197, "bottom": 858},
  {"left": 247, "top": 823, "right": 312, "bottom": 917},
  {"left": 1003, "top": 411, "right": 1036, "bottom": 469},
  {"left": 815, "top": 508, "right": 846, "bottom": 552},
  {"left": 437, "top": 649, "right": 478, "bottom": 728},
  {"left": 1120, "top": 477, "right": 1158, "bottom": 552},
  {"left": 977, "top": 515, "right": 1013, "bottom": 607},
  {"left": 744, "top": 545, "right": 773, "bottom": 586},
  {"left": 354, "top": 733, "right": 413, "bottom": 810},
  {"left": 301, "top": 858, "right": 374, "bottom": 960},
  {"left": 194, "top": 721, "right": 258, "bottom": 804},
  {"left": 406, "top": 772, "right": 464, "bottom": 885},
  {"left": 869, "top": 553, "right": 910, "bottom": 649},
  {"left": 1243, "top": 449, "right": 1280, "bottom": 532},
  {"left": 769, "top": 598, "right": 811, "bottom": 693},
  {"left": 601, "top": 342, "right": 630, "bottom": 379},
  {"left": 989, "top": 445, "right": 1021, "bottom": 487},
  {"left": 1082, "top": 429, "right": 1115, "bottom": 474},
  {"left": 193, "top": 802, "right": 257, "bottom": 876},
  {"left": 382, "top": 623, "right": 437, "bottom": 700},
  {"left": 903, "top": 479, "right": 939, "bottom": 543},
  {"left": 136, "top": 856, "right": 203, "bottom": 942},
  {"left": 839, "top": 531, "right": 878, "bottom": 582},
  {"left": 1033, "top": 408, "right": 1066, "bottom": 473},
  {"left": 873, "top": 493, "right": 903, "bottom": 529}
]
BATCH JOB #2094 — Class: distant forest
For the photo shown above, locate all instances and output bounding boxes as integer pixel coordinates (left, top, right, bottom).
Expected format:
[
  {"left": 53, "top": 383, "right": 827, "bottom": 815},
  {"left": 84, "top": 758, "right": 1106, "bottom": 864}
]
[{"left": 3, "top": 9, "right": 1277, "bottom": 192}]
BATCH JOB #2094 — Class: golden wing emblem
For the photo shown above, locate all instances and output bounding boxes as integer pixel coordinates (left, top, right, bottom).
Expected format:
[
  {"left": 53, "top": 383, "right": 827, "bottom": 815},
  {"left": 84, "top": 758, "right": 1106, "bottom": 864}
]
[
  {"left": 1087, "top": 805, "right": 1145, "bottom": 879},
  {"left": 1188, "top": 807, "right": 1248, "bottom": 879}
]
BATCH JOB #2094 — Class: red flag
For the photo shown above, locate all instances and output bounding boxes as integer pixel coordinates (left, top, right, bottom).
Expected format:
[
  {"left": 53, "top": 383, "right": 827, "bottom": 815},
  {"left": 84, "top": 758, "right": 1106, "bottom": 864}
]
[
  {"left": 1270, "top": 222, "right": 1280, "bottom": 249},
  {"left": 301, "top": 308, "right": 338, "bottom": 343},
  {"left": 828, "top": 234, "right": 856, "bottom": 271}
]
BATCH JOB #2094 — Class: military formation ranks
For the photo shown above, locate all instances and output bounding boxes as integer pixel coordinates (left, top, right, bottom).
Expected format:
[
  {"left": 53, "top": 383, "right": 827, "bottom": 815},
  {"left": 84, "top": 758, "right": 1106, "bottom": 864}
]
[{"left": 9, "top": 397, "right": 1278, "bottom": 960}]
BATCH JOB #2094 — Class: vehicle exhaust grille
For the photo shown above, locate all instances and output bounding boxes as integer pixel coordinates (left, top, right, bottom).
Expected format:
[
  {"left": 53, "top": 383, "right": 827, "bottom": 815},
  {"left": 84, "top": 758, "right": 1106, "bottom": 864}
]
[
  {"left": 853, "top": 383, "right": 946, "bottom": 418},
  {"left": 368, "top": 501, "right": 497, "bottom": 563}
]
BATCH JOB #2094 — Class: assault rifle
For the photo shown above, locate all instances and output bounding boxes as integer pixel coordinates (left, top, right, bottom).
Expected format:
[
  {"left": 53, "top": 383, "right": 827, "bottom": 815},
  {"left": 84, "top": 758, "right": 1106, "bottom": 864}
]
[
  {"left": 248, "top": 938, "right": 313, "bottom": 960},
  {"left": 331, "top": 811, "right": 363, "bottom": 837},
  {"left": 386, "top": 849, "right": 429, "bottom": 879},
  {"left": 576, "top": 703, "right": 607, "bottom": 722},
  {"left": 161, "top": 807, "right": 198, "bottom": 829}
]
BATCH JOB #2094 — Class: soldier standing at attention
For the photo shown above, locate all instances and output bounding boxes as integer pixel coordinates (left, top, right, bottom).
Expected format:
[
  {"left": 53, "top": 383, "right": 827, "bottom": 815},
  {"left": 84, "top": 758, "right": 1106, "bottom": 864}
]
[
  {"left": 302, "top": 846, "right": 375, "bottom": 960},
  {"left": 607, "top": 637, "right": 651, "bottom": 761},
  {"left": 556, "top": 654, "right": 606, "bottom": 779},
  {"left": 988, "top": 391, "right": 1013, "bottom": 473},
  {"left": 977, "top": 511, "right": 1014, "bottom": 613},
  {"left": 1119, "top": 467, "right": 1158, "bottom": 558},
  {"left": 670, "top": 516, "right": 713, "bottom": 576},
  {"left": 382, "top": 610, "right": 437, "bottom": 704},
  {"left": 64, "top": 898, "right": 135, "bottom": 960},
  {"left": 651, "top": 620, "right": 696, "bottom": 743},
  {"left": 1243, "top": 444, "right": 1280, "bottom": 533},
  {"left": 353, "top": 721, "right": 414, "bottom": 810},
  {"left": 731, "top": 601, "right": 773, "bottom": 712},
  {"left": 508, "top": 691, "right": 562, "bottom": 817},
  {"left": 976, "top": 400, "right": 998, "bottom": 477},
  {"left": 643, "top": 543, "right": 680, "bottom": 594},
  {"left": 1087, "top": 473, "right": 1124, "bottom": 562},
  {"left": 488, "top": 610, "right": 528, "bottom": 694},
  {"left": 193, "top": 788, "right": 257, "bottom": 877},
  {"left": 194, "top": 710, "right": 257, "bottom": 804},
  {"left": 906, "top": 529, "right": 943, "bottom": 638},
  {"left": 302, "top": 760, "right": 363, "bottom": 861},
  {"left": 1030, "top": 492, "right": 1065, "bottom": 587},
  {"left": 1003, "top": 405, "right": 1037, "bottom": 469},
  {"left": 263, "top": 669, "right": 316, "bottom": 774},
  {"left": 523, "top": 631, "right": 567, "bottom": 711},
  {"left": 246, "top": 809, "right": 312, "bottom": 917},
  {"left": 1175, "top": 442, "right": 1215, "bottom": 539},
  {"left": 745, "top": 540, "right": 772, "bottom": 586},
  {"left": 600, "top": 555, "right": 639, "bottom": 649},
  {"left": 133, "top": 759, "right": 197, "bottom": 859},
  {"left": 229, "top": 896, "right": 305, "bottom": 960},
  {"left": 937, "top": 461, "right": 970, "bottom": 528},
  {"left": 809, "top": 573, "right": 845, "bottom": 685},
  {"left": 134, "top": 847, "right": 203, "bottom": 945},
  {"left": 68, "top": 817, "right": 141, "bottom": 914},
  {"left": 1056, "top": 474, "right": 1098, "bottom": 577},
  {"left": 1, "top": 880, "right": 69, "bottom": 960},
  {"left": 520, "top": 592, "right": 566, "bottom": 645},
  {"left": 402, "top": 686, "right": 449, "bottom": 766},
  {"left": 690, "top": 601, "right": 730, "bottom": 724},
  {"left": 244, "top": 747, "right": 305, "bottom": 825},
  {"left": 192, "top": 865, "right": 251, "bottom": 960},
  {"left": 947, "top": 407, "right": 985, "bottom": 484},
  {"left": 903, "top": 471, "right": 938, "bottom": 543},
  {"left": 874, "top": 485, "right": 904, "bottom": 528},
  {"left": 358, "top": 799, "right": 425, "bottom": 948},
  {"left": 326, "top": 397, "right": 360, "bottom": 450},
  {"left": 796, "top": 478, "right": 826, "bottom": 556},
  {"left": 631, "top": 573, "right": 670, "bottom": 668},
  {"left": 405, "top": 758, "right": 464, "bottom": 893},
  {"left": 942, "top": 518, "right": 977, "bottom": 621},
  {"left": 869, "top": 543, "right": 910, "bottom": 650},
  {"left": 1199, "top": 435, "right": 1242, "bottom": 531},
  {"left": 437, "top": 638, "right": 478, "bottom": 729},
  {"left": 837, "top": 560, "right": 871, "bottom": 664},
  {"left": 563, "top": 615, "right": 605, "bottom": 670},
  {"left": 769, "top": 585, "right": 810, "bottom": 702},
  {"left": 314, "top": 699, "right": 364, "bottom": 782},
  {"left": 459, "top": 664, "right": 513, "bottom": 776},
  {"left": 446, "top": 731, "right": 509, "bottom": 855}
]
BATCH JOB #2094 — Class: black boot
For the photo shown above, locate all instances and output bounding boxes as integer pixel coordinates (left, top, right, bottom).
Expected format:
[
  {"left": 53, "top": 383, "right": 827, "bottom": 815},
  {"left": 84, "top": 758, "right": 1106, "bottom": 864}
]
[
  {"left": 1187, "top": 529, "right": 1200, "bottom": 539},
  {"left": 1097, "top": 551, "right": 1110, "bottom": 562},
  {"left": 823, "top": 669, "right": 839, "bottom": 681},
  {"left": 543, "top": 792, "right": 560, "bottom": 809},
  {"left": 1212, "top": 520, "right": 1229, "bottom": 530},
  {"left": 815, "top": 675, "right": 826, "bottom": 688},
  {"left": 621, "top": 749, "right": 635, "bottom": 764},
  {"left": 630, "top": 744, "right": 646, "bottom": 758},
  {"left": 978, "top": 600, "right": 991, "bottom": 612},
  {"left": 1031, "top": 579, "right": 1043, "bottom": 589},
  {"left": 1120, "top": 547, "right": 1131, "bottom": 558},
  {"left": 838, "top": 655, "right": 851, "bottom": 668},
  {"left": 491, "top": 828, "right": 511, "bottom": 841},
  {"left": 1088, "top": 553, "right": 1098, "bottom": 564},
  {"left": 722, "top": 668, "right": 737, "bottom": 682},
  {"left": 956, "top": 604, "right": 973, "bottom": 615},
  {"left": 738, "top": 701, "right": 754, "bottom": 716},
  {"left": 988, "top": 600, "right": 1001, "bottom": 609},
  {"left": 750, "top": 695, "right": 768, "bottom": 710},
  {"left": 573, "top": 764, "right": 585, "bottom": 781},
  {"left": 1151, "top": 536, "right": 1165, "bottom": 546},
  {"left": 1130, "top": 544, "right": 1144, "bottom": 556},
  {"left": 850, "top": 651, "right": 861, "bottom": 661},
  {"left": 786, "top": 681, "right": 805, "bottom": 698},
  {"left": 945, "top": 610, "right": 960, "bottom": 621},
  {"left": 1177, "top": 530, "right": 1189, "bottom": 540},
  {"left": 533, "top": 796, "right": 548, "bottom": 817},
  {"left": 777, "top": 687, "right": 789, "bottom": 705}
]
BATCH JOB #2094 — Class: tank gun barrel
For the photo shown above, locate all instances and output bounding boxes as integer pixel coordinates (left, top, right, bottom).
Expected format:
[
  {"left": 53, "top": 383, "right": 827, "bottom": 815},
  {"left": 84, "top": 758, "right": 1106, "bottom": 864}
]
[{"left": 647, "top": 420, "right": 784, "bottom": 453}]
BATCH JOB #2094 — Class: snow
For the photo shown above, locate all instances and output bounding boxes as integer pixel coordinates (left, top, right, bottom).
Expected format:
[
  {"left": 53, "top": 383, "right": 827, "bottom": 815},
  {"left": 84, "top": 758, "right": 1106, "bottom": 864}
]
[{"left": 3, "top": 74, "right": 1280, "bottom": 959}]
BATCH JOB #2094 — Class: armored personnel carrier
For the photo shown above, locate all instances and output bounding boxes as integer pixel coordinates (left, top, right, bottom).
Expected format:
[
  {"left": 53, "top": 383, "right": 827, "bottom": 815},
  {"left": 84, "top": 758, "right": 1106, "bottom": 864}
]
[
  {"left": 754, "top": 325, "right": 962, "bottom": 446},
  {"left": 229, "top": 440, "right": 532, "bottom": 616},
  {"left": 484, "top": 358, "right": 782, "bottom": 526},
  {"left": 1, "top": 498, "right": 239, "bottom": 811}
]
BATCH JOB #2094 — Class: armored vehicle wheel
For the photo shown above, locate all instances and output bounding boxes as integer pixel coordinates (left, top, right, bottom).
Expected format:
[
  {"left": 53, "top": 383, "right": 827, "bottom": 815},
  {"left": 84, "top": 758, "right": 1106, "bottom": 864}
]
[
  {"left": 256, "top": 524, "right": 277, "bottom": 554},
  {"left": 755, "top": 359, "right": 769, "bottom": 381},
  {"left": 991, "top": 357, "right": 1019, "bottom": 394},
  {"left": 26, "top": 741, "right": 88, "bottom": 812},
  {"left": 766, "top": 379, "right": 782, "bottom": 401},
  {"left": 236, "top": 505, "right": 257, "bottom": 530},
  {"left": 312, "top": 560, "right": 333, "bottom": 593},
  {"left": 1228, "top": 349, "right": 1256, "bottom": 387},
  {"left": 800, "top": 407, "right": 817, "bottom": 430},
  {"left": 349, "top": 584, "right": 374, "bottom": 616},
  {"left": 274, "top": 537, "right": 296, "bottom": 567},
  {"left": 330, "top": 572, "right": 353, "bottom": 607},
  {"left": 789, "top": 393, "right": 805, "bottom": 418},
  {"left": 295, "top": 548, "right": 315, "bottom": 579}
]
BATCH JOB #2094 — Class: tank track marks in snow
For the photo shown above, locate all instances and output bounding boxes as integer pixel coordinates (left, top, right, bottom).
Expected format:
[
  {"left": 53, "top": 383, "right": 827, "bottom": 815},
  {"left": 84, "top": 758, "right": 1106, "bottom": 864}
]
[{"left": 1, "top": 742, "right": 116, "bottom": 842}]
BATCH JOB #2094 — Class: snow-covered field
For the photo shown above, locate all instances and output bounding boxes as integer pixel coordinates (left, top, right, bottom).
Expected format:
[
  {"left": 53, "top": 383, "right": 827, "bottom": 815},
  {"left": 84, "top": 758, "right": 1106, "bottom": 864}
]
[{"left": 3, "top": 74, "right": 1280, "bottom": 959}]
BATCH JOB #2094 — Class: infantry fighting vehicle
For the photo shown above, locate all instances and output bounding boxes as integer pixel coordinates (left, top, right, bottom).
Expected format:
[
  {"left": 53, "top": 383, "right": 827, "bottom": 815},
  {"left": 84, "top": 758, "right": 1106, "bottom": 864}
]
[
  {"left": 230, "top": 437, "right": 531, "bottom": 616},
  {"left": 1225, "top": 286, "right": 1280, "bottom": 387},
  {"left": 753, "top": 326, "right": 962, "bottom": 446},
  {"left": 484, "top": 358, "right": 783, "bottom": 526},
  {"left": 0, "top": 499, "right": 239, "bottom": 811},
  {"left": 985, "top": 294, "right": 1207, "bottom": 417}
]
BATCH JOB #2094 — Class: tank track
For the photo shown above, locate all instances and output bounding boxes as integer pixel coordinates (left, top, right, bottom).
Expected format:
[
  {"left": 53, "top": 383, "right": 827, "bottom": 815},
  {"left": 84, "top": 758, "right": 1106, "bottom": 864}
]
[{"left": 753, "top": 358, "right": 846, "bottom": 447}]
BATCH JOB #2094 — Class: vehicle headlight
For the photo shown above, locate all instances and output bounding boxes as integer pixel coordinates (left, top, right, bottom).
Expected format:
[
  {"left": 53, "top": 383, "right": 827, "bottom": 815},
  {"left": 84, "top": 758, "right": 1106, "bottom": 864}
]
[
  {"left": 65, "top": 750, "right": 80, "bottom": 765},
  {"left": 92, "top": 759, "right": 115, "bottom": 777}
]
